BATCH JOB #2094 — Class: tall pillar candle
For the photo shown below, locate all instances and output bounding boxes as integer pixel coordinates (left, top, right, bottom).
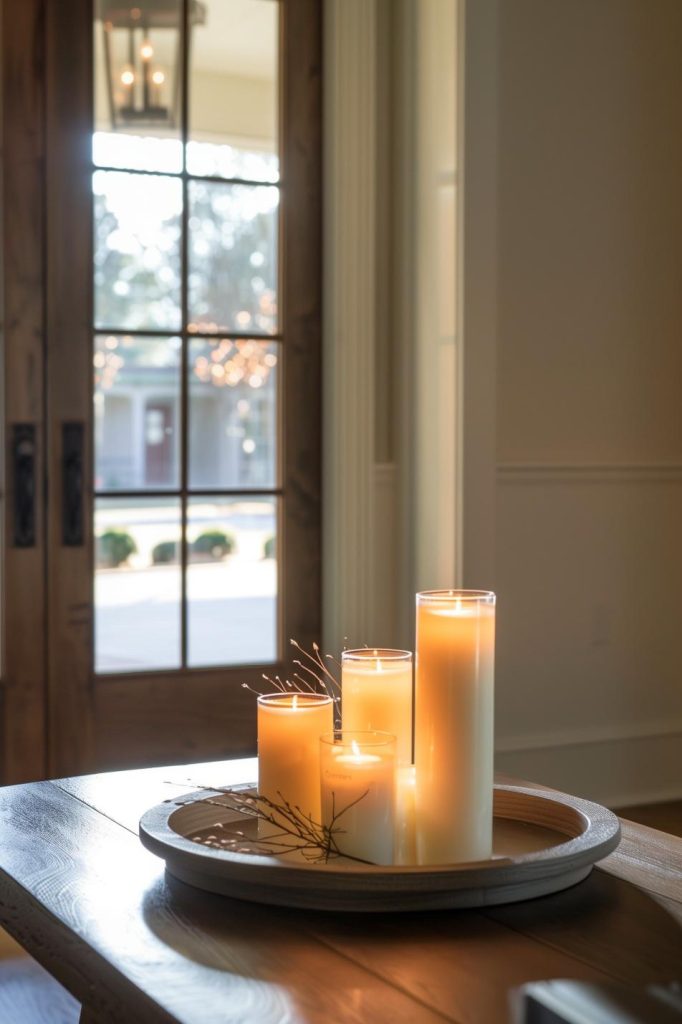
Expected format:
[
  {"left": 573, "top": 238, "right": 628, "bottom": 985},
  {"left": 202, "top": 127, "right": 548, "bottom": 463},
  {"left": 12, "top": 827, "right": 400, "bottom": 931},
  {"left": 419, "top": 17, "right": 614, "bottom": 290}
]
[
  {"left": 415, "top": 590, "right": 495, "bottom": 864},
  {"left": 257, "top": 693, "right": 333, "bottom": 823},
  {"left": 341, "top": 649, "right": 413, "bottom": 765},
  {"left": 395, "top": 764, "right": 417, "bottom": 865},
  {"left": 320, "top": 731, "right": 396, "bottom": 865}
]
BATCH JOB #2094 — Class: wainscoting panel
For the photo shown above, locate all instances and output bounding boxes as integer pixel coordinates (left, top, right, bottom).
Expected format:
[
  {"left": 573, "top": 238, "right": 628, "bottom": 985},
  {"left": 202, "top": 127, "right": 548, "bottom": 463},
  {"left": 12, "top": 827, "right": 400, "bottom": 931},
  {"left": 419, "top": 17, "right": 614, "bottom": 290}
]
[{"left": 494, "top": 466, "right": 682, "bottom": 805}]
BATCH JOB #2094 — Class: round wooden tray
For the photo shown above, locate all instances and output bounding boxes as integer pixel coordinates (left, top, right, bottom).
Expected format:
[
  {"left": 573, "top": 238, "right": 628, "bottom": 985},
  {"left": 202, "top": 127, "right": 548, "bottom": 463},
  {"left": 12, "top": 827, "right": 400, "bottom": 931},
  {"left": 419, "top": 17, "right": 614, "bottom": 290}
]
[{"left": 139, "top": 783, "right": 621, "bottom": 912}]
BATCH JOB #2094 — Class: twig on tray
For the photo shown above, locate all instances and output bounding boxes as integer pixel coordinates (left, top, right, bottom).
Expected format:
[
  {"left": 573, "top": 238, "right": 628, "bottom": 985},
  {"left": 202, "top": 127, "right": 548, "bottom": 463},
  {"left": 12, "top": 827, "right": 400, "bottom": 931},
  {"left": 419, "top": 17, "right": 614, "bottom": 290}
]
[{"left": 180, "top": 785, "right": 373, "bottom": 865}]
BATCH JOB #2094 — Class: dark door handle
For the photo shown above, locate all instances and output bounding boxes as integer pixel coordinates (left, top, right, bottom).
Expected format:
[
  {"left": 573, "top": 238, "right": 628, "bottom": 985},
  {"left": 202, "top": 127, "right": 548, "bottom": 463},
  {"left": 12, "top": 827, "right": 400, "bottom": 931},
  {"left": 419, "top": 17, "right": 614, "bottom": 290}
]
[
  {"left": 12, "top": 424, "right": 36, "bottom": 547},
  {"left": 63, "top": 422, "right": 84, "bottom": 546}
]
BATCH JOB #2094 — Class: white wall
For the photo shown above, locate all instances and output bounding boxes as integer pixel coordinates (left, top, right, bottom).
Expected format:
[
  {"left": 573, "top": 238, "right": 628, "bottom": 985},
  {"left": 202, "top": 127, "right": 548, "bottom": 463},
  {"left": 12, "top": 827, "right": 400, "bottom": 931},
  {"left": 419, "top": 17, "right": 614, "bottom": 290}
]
[{"left": 471, "top": 0, "right": 682, "bottom": 805}]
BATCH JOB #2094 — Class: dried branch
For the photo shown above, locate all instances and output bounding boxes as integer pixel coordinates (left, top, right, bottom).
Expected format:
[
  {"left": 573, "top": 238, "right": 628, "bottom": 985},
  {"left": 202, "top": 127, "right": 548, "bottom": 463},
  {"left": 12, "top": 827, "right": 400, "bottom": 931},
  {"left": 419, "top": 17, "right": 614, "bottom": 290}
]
[{"left": 181, "top": 785, "right": 374, "bottom": 865}]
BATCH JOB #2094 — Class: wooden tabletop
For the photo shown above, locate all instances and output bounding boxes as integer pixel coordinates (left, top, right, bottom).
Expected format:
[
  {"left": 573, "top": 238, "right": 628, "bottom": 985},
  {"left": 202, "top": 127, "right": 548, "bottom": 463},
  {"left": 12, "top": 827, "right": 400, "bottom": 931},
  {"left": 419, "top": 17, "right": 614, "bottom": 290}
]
[{"left": 0, "top": 761, "right": 679, "bottom": 1024}]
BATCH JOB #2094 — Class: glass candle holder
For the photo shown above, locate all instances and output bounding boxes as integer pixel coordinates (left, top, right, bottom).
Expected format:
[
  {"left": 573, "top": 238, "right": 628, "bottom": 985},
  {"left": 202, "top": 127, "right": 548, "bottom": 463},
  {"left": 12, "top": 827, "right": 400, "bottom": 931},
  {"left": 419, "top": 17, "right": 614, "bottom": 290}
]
[
  {"left": 319, "top": 730, "right": 397, "bottom": 865},
  {"left": 415, "top": 589, "right": 496, "bottom": 864},
  {"left": 341, "top": 649, "right": 413, "bottom": 765},
  {"left": 257, "top": 692, "right": 333, "bottom": 824}
]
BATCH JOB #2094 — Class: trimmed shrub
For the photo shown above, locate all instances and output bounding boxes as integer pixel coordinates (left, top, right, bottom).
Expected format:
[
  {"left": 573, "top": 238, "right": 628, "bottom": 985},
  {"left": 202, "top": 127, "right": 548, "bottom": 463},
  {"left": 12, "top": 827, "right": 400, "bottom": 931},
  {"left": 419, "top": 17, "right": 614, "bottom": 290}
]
[
  {"left": 192, "top": 529, "right": 234, "bottom": 560},
  {"left": 152, "top": 540, "right": 178, "bottom": 565},
  {"left": 97, "top": 529, "right": 136, "bottom": 568},
  {"left": 263, "top": 535, "right": 276, "bottom": 559}
]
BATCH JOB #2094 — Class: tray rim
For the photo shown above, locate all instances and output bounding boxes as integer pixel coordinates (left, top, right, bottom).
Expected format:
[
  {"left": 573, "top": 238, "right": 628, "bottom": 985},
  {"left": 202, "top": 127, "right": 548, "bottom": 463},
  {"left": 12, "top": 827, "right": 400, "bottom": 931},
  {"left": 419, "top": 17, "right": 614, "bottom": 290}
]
[{"left": 139, "top": 782, "right": 621, "bottom": 886}]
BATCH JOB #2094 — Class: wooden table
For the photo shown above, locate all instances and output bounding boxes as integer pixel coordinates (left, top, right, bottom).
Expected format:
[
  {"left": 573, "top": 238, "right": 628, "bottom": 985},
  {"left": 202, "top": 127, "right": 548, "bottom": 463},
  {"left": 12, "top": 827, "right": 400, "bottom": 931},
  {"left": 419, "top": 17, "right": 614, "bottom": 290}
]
[{"left": 0, "top": 760, "right": 679, "bottom": 1024}]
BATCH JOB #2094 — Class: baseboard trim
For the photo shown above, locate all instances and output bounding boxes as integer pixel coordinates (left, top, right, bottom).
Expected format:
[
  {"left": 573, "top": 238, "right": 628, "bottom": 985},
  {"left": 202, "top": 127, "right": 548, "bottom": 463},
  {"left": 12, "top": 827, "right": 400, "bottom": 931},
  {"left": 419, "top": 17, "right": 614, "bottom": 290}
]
[
  {"left": 495, "top": 727, "right": 682, "bottom": 808},
  {"left": 497, "top": 462, "right": 682, "bottom": 484},
  {"left": 496, "top": 718, "right": 682, "bottom": 754},
  {"left": 608, "top": 784, "right": 682, "bottom": 810}
]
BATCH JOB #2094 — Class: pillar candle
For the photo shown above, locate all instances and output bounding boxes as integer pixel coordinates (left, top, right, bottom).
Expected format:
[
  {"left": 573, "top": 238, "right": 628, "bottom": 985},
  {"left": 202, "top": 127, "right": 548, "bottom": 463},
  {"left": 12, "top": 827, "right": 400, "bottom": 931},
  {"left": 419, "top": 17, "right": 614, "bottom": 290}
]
[
  {"left": 320, "top": 731, "right": 396, "bottom": 865},
  {"left": 415, "top": 590, "right": 495, "bottom": 864},
  {"left": 257, "top": 692, "right": 333, "bottom": 824},
  {"left": 395, "top": 764, "right": 417, "bottom": 865},
  {"left": 342, "top": 649, "right": 413, "bottom": 765}
]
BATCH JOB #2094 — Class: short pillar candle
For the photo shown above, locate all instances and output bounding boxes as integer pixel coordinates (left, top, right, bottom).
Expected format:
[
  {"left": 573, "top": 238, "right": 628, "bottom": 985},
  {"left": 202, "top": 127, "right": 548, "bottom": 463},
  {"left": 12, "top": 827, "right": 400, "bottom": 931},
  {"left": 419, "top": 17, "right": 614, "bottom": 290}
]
[
  {"left": 415, "top": 589, "right": 495, "bottom": 864},
  {"left": 320, "top": 731, "right": 396, "bottom": 865},
  {"left": 257, "top": 692, "right": 333, "bottom": 823},
  {"left": 341, "top": 649, "right": 413, "bottom": 765}
]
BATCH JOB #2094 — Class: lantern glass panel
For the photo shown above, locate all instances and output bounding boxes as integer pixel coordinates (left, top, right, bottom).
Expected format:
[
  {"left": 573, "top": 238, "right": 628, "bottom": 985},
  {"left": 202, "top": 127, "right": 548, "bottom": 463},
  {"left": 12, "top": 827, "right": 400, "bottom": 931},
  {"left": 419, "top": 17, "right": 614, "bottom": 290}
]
[{"left": 94, "top": 0, "right": 183, "bottom": 174}]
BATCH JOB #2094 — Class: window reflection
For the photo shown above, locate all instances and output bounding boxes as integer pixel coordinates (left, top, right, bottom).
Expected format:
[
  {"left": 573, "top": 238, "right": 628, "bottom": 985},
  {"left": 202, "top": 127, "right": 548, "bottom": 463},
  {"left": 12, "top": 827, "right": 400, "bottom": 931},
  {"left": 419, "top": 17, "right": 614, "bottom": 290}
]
[
  {"left": 94, "top": 171, "right": 182, "bottom": 331},
  {"left": 189, "top": 339, "right": 277, "bottom": 489},
  {"left": 188, "top": 181, "right": 279, "bottom": 335},
  {"left": 95, "top": 498, "right": 182, "bottom": 672},
  {"left": 187, "top": 498, "right": 277, "bottom": 667},
  {"left": 92, "top": 0, "right": 282, "bottom": 673},
  {"left": 94, "top": 335, "right": 181, "bottom": 491}
]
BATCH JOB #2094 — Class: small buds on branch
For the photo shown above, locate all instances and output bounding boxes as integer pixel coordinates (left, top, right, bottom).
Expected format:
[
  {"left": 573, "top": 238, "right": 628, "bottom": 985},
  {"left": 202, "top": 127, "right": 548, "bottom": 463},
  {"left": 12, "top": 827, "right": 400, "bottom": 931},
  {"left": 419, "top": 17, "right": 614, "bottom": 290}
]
[{"left": 183, "top": 785, "right": 373, "bottom": 865}]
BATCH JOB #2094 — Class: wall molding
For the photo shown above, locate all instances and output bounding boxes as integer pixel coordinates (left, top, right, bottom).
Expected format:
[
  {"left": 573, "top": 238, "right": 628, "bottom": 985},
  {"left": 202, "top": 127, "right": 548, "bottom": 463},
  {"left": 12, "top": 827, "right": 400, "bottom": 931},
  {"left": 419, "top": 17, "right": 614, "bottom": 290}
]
[
  {"left": 496, "top": 717, "right": 682, "bottom": 754},
  {"left": 497, "top": 462, "right": 682, "bottom": 484},
  {"left": 496, "top": 726, "right": 682, "bottom": 808}
]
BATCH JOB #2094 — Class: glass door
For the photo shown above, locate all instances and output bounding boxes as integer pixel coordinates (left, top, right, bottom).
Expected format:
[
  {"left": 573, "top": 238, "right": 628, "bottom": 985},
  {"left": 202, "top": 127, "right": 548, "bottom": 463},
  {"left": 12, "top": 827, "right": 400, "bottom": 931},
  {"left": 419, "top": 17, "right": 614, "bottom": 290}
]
[{"left": 44, "top": 0, "right": 321, "bottom": 776}]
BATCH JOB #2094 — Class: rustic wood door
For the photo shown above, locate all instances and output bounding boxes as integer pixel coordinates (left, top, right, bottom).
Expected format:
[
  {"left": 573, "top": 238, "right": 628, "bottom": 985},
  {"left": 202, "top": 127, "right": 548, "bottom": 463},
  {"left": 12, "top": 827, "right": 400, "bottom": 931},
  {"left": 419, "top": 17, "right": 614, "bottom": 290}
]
[{"left": 1, "top": 0, "right": 322, "bottom": 781}]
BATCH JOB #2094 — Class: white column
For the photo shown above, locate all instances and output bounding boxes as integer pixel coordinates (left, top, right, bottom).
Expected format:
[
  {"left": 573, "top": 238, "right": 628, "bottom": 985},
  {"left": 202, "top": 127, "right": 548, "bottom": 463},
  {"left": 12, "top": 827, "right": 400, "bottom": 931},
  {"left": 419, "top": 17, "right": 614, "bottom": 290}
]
[{"left": 323, "top": 0, "right": 379, "bottom": 652}]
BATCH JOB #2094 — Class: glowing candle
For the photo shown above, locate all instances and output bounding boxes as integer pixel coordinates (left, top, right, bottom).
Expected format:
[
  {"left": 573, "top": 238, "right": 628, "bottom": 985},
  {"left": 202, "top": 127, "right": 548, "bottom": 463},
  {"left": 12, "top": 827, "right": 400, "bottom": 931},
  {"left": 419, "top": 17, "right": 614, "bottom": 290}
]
[
  {"left": 320, "top": 731, "right": 396, "bottom": 864},
  {"left": 395, "top": 764, "right": 417, "bottom": 865},
  {"left": 257, "top": 692, "right": 333, "bottom": 823},
  {"left": 415, "top": 590, "right": 495, "bottom": 864},
  {"left": 341, "top": 649, "right": 413, "bottom": 765}
]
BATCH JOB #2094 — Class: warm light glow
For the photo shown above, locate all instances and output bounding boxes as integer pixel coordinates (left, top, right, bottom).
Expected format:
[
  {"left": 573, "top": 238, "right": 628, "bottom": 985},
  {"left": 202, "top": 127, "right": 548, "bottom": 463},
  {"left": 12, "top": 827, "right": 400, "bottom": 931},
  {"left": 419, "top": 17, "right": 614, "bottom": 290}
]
[
  {"left": 292, "top": 694, "right": 299, "bottom": 710},
  {"left": 140, "top": 41, "right": 154, "bottom": 61},
  {"left": 151, "top": 69, "right": 165, "bottom": 86},
  {"left": 455, "top": 597, "right": 462, "bottom": 613},
  {"left": 351, "top": 739, "right": 361, "bottom": 758},
  {"left": 120, "top": 69, "right": 135, "bottom": 86}
]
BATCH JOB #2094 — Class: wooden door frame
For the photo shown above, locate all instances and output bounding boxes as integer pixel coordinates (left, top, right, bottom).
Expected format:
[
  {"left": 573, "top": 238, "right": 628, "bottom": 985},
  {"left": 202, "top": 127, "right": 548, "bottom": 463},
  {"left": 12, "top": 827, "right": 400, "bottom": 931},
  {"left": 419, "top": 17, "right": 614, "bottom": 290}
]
[
  {"left": 42, "top": 0, "right": 323, "bottom": 776},
  {"left": 45, "top": 0, "right": 96, "bottom": 777},
  {"left": 0, "top": 0, "right": 48, "bottom": 783}
]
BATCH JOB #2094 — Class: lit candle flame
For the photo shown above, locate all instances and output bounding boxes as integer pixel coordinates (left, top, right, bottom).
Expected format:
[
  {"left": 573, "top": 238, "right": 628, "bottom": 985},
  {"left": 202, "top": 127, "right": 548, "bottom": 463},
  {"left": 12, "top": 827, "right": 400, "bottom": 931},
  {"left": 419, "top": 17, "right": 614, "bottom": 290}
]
[
  {"left": 455, "top": 597, "right": 463, "bottom": 613},
  {"left": 292, "top": 693, "right": 298, "bottom": 710},
  {"left": 351, "top": 739, "right": 361, "bottom": 758}
]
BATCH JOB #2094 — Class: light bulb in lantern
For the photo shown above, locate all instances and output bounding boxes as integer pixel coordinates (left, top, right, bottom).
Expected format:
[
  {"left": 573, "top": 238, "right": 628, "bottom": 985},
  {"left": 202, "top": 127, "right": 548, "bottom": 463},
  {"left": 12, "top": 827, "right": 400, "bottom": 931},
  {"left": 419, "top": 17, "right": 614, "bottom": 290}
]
[
  {"left": 120, "top": 67, "right": 135, "bottom": 86},
  {"left": 140, "top": 40, "right": 154, "bottom": 61},
  {"left": 151, "top": 69, "right": 165, "bottom": 86}
]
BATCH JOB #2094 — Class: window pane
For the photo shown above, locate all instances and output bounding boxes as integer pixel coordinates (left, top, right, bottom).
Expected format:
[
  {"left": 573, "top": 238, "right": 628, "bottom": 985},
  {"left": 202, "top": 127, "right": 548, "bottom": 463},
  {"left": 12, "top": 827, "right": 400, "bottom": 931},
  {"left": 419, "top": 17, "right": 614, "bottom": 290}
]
[
  {"left": 94, "top": 170, "right": 182, "bottom": 331},
  {"left": 189, "top": 339, "right": 277, "bottom": 489},
  {"left": 187, "top": 0, "right": 279, "bottom": 182},
  {"left": 187, "top": 497, "right": 277, "bottom": 667},
  {"left": 95, "top": 334, "right": 181, "bottom": 490},
  {"left": 95, "top": 498, "right": 181, "bottom": 672},
  {"left": 94, "top": 0, "right": 183, "bottom": 173},
  {"left": 188, "top": 180, "right": 278, "bottom": 335}
]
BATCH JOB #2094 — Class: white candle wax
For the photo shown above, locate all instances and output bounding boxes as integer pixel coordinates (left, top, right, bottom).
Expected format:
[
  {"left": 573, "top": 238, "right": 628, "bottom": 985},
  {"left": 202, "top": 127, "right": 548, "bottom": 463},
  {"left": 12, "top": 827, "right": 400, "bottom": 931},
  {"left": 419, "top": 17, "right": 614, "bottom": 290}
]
[
  {"left": 258, "top": 693, "right": 333, "bottom": 824},
  {"left": 415, "top": 590, "right": 495, "bottom": 864},
  {"left": 395, "top": 764, "right": 417, "bottom": 865},
  {"left": 320, "top": 732, "right": 396, "bottom": 865},
  {"left": 342, "top": 649, "right": 413, "bottom": 765}
]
